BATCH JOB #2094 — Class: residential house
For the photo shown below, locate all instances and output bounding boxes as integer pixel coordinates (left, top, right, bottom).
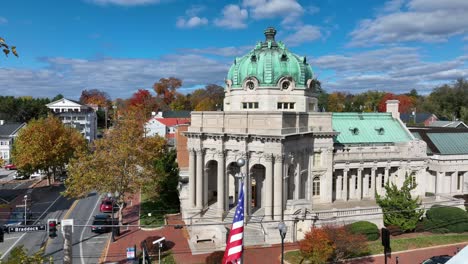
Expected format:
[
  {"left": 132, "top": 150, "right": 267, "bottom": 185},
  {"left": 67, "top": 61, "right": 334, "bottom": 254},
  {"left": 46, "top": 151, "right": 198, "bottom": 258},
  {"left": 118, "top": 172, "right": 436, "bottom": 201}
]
[
  {"left": 400, "top": 112, "right": 438, "bottom": 126},
  {"left": 428, "top": 120, "right": 468, "bottom": 129},
  {"left": 46, "top": 98, "right": 98, "bottom": 142},
  {"left": 0, "top": 120, "right": 26, "bottom": 164},
  {"left": 144, "top": 111, "right": 190, "bottom": 146}
]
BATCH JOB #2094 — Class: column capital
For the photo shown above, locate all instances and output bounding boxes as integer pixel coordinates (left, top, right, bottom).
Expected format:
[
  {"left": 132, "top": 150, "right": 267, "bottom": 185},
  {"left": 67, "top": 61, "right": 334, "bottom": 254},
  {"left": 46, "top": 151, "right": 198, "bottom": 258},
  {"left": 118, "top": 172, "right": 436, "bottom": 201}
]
[
  {"left": 371, "top": 167, "right": 377, "bottom": 172},
  {"left": 216, "top": 150, "right": 225, "bottom": 159},
  {"left": 274, "top": 154, "right": 284, "bottom": 162},
  {"left": 195, "top": 149, "right": 205, "bottom": 156},
  {"left": 343, "top": 167, "right": 350, "bottom": 172},
  {"left": 263, "top": 153, "right": 273, "bottom": 162}
]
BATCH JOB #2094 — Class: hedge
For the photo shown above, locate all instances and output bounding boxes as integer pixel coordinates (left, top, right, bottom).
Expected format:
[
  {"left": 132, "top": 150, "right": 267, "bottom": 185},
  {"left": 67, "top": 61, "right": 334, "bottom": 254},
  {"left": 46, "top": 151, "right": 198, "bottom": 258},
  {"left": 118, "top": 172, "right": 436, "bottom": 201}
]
[
  {"left": 347, "top": 221, "right": 380, "bottom": 241},
  {"left": 425, "top": 206, "right": 468, "bottom": 233}
]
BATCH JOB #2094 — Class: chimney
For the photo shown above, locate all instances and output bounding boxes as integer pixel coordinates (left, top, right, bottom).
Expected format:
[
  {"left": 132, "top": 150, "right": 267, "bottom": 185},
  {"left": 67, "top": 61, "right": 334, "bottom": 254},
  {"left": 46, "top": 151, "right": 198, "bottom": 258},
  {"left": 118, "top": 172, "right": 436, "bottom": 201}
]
[{"left": 386, "top": 100, "right": 400, "bottom": 119}]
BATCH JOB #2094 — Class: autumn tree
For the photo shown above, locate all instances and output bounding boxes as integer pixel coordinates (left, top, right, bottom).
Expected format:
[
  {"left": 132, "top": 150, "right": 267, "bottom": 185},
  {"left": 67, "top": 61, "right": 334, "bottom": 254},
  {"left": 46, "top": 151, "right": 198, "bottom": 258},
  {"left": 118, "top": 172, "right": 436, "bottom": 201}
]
[
  {"left": 376, "top": 174, "right": 424, "bottom": 232},
  {"left": 79, "top": 89, "right": 111, "bottom": 107},
  {"left": 12, "top": 116, "right": 87, "bottom": 185},
  {"left": 126, "top": 89, "right": 158, "bottom": 121},
  {"left": 377, "top": 93, "right": 415, "bottom": 113},
  {"left": 190, "top": 84, "right": 224, "bottom": 111},
  {"left": 299, "top": 227, "right": 335, "bottom": 263},
  {"left": 3, "top": 246, "right": 45, "bottom": 264},
  {"left": 1, "top": 37, "right": 18, "bottom": 58},
  {"left": 327, "top": 92, "right": 347, "bottom": 112},
  {"left": 64, "top": 113, "right": 166, "bottom": 223},
  {"left": 322, "top": 225, "right": 368, "bottom": 262},
  {"left": 153, "top": 77, "right": 182, "bottom": 108},
  {"left": 170, "top": 93, "right": 191, "bottom": 110}
]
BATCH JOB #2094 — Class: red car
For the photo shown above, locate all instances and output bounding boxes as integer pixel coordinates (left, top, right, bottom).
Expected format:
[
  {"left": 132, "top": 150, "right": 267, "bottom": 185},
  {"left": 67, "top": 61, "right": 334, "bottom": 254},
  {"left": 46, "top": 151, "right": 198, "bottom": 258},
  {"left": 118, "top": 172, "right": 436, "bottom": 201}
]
[
  {"left": 4, "top": 164, "right": 17, "bottom": 170},
  {"left": 99, "top": 199, "right": 115, "bottom": 213}
]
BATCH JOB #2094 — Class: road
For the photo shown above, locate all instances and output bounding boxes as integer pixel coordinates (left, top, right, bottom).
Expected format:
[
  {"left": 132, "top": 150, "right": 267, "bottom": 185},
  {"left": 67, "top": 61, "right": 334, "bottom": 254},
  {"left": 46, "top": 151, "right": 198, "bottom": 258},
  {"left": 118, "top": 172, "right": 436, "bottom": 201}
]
[
  {"left": 0, "top": 169, "right": 110, "bottom": 263},
  {"left": 44, "top": 191, "right": 111, "bottom": 264}
]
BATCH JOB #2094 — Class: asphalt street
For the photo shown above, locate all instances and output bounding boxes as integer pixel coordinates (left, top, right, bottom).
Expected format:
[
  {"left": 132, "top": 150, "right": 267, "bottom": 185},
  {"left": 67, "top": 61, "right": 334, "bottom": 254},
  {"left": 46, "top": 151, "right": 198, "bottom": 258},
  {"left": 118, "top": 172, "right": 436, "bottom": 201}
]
[{"left": 44, "top": 191, "right": 111, "bottom": 264}]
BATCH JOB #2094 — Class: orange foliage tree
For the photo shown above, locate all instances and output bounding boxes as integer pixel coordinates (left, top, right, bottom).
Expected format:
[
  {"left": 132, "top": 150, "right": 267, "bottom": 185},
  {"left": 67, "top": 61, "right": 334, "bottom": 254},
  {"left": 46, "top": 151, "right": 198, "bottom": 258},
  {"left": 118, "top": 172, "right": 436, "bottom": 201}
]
[
  {"left": 79, "top": 89, "right": 111, "bottom": 107},
  {"left": 299, "top": 227, "right": 335, "bottom": 263},
  {"left": 153, "top": 77, "right": 182, "bottom": 107},
  {"left": 377, "top": 93, "right": 415, "bottom": 113},
  {"left": 127, "top": 89, "right": 158, "bottom": 121},
  {"left": 322, "top": 225, "right": 368, "bottom": 262}
]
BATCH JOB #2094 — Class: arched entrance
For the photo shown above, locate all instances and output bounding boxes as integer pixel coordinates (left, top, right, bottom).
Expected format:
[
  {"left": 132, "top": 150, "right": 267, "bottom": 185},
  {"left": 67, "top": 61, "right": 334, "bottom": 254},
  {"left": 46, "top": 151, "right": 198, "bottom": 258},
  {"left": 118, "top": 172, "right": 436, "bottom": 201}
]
[
  {"left": 227, "top": 162, "right": 240, "bottom": 208},
  {"left": 250, "top": 164, "right": 265, "bottom": 214},
  {"left": 205, "top": 160, "right": 217, "bottom": 206}
]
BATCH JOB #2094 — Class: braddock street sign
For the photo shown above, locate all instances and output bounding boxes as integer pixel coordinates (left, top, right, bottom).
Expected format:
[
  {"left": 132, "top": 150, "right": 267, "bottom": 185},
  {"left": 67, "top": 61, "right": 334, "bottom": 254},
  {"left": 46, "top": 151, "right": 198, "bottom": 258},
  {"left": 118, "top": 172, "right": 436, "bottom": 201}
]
[{"left": 8, "top": 225, "right": 46, "bottom": 233}]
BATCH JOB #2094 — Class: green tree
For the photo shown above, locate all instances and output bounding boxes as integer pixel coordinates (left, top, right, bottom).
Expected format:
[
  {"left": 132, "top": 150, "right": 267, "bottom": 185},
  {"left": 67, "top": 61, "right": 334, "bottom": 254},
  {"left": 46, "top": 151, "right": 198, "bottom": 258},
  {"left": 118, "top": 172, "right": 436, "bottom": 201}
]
[
  {"left": 376, "top": 174, "right": 423, "bottom": 232},
  {"left": 3, "top": 245, "right": 45, "bottom": 264},
  {"left": 64, "top": 114, "right": 166, "bottom": 223},
  {"left": 12, "top": 116, "right": 87, "bottom": 185}
]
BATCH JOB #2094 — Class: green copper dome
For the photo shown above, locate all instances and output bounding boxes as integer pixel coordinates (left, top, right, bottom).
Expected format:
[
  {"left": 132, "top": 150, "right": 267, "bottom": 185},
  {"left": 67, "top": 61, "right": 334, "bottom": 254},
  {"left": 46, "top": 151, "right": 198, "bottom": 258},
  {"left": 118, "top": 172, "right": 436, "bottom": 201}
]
[{"left": 226, "top": 27, "right": 314, "bottom": 90}]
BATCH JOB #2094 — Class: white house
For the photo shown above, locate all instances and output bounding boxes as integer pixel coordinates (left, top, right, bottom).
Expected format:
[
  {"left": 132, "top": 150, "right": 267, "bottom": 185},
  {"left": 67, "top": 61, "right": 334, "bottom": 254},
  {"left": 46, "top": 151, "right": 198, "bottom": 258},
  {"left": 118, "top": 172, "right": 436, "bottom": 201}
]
[
  {"left": 46, "top": 98, "right": 97, "bottom": 142},
  {"left": 0, "top": 120, "right": 26, "bottom": 164},
  {"left": 144, "top": 112, "right": 190, "bottom": 145}
]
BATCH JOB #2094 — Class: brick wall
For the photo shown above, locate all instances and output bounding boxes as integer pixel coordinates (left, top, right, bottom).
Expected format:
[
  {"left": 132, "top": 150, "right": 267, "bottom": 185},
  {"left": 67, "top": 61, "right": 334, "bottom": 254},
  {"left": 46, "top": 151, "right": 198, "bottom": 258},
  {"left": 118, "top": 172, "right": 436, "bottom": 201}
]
[{"left": 175, "top": 124, "right": 189, "bottom": 171}]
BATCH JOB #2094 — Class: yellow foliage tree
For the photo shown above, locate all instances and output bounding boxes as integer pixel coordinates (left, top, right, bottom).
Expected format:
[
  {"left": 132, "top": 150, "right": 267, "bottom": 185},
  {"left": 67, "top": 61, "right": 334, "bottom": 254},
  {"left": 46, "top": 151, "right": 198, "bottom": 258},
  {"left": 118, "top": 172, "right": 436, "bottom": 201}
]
[
  {"left": 12, "top": 116, "right": 87, "bottom": 185},
  {"left": 64, "top": 113, "right": 166, "bottom": 223}
]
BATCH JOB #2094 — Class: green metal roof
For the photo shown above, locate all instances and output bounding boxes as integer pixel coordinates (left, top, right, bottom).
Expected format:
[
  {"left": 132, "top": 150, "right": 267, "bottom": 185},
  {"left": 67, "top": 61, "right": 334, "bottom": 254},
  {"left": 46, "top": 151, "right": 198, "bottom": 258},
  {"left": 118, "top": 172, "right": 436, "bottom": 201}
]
[
  {"left": 332, "top": 113, "right": 412, "bottom": 144},
  {"left": 426, "top": 133, "right": 468, "bottom": 155},
  {"left": 227, "top": 27, "right": 313, "bottom": 89}
]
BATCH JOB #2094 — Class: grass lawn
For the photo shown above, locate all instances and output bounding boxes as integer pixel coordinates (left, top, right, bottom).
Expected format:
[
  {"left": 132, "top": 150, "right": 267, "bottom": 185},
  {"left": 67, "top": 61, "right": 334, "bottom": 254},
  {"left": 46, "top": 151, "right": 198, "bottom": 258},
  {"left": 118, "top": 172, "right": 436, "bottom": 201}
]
[
  {"left": 285, "top": 233, "right": 468, "bottom": 264},
  {"left": 140, "top": 191, "right": 179, "bottom": 227}
]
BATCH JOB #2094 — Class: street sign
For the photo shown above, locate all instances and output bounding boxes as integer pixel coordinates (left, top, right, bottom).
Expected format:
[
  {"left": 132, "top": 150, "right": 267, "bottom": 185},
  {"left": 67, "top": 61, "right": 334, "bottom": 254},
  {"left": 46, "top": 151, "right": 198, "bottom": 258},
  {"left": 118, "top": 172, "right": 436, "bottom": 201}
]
[
  {"left": 8, "top": 225, "right": 46, "bottom": 233},
  {"left": 126, "top": 247, "right": 136, "bottom": 260}
]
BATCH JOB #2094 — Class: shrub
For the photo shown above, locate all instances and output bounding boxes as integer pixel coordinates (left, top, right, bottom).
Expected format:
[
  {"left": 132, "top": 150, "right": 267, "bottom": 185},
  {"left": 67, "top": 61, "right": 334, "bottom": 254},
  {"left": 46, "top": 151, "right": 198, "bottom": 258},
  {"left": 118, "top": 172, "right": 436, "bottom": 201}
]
[
  {"left": 205, "top": 251, "right": 225, "bottom": 264},
  {"left": 414, "top": 220, "right": 425, "bottom": 233},
  {"left": 300, "top": 228, "right": 335, "bottom": 264},
  {"left": 347, "top": 221, "right": 380, "bottom": 241},
  {"left": 322, "top": 225, "right": 369, "bottom": 261},
  {"left": 425, "top": 206, "right": 468, "bottom": 233},
  {"left": 386, "top": 225, "right": 404, "bottom": 236}
]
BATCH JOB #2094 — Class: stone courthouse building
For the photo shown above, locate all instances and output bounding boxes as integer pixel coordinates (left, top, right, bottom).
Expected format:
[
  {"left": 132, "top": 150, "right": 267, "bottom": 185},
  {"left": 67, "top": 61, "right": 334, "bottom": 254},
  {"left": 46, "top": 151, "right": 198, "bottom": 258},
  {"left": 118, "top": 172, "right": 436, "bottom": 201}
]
[{"left": 179, "top": 28, "right": 468, "bottom": 250}]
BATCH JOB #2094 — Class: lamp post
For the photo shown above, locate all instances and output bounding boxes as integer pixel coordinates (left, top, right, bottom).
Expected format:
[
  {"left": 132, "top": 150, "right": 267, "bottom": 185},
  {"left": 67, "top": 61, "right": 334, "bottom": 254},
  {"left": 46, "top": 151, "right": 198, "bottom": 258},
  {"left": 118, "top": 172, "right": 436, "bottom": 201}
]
[
  {"left": 278, "top": 221, "right": 287, "bottom": 264},
  {"left": 23, "top": 195, "right": 27, "bottom": 225}
]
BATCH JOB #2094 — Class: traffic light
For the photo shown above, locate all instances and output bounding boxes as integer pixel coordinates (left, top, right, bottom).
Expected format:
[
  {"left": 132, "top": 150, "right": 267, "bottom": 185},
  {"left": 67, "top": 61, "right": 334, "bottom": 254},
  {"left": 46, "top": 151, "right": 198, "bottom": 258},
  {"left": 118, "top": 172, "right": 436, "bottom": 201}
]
[{"left": 48, "top": 220, "right": 57, "bottom": 238}]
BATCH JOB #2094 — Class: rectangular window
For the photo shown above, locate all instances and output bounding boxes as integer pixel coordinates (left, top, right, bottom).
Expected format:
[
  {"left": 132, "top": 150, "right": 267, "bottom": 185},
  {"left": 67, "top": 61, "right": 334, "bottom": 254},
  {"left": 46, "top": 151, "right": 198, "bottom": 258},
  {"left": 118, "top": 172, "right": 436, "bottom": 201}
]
[
  {"left": 368, "top": 175, "right": 372, "bottom": 189},
  {"left": 381, "top": 174, "right": 385, "bottom": 188},
  {"left": 355, "top": 176, "right": 358, "bottom": 190},
  {"left": 289, "top": 103, "right": 295, "bottom": 109},
  {"left": 277, "top": 102, "right": 295, "bottom": 110},
  {"left": 457, "top": 173, "right": 462, "bottom": 190},
  {"left": 277, "top": 103, "right": 282, "bottom": 109},
  {"left": 242, "top": 102, "right": 259, "bottom": 109},
  {"left": 313, "top": 152, "right": 321, "bottom": 167}
]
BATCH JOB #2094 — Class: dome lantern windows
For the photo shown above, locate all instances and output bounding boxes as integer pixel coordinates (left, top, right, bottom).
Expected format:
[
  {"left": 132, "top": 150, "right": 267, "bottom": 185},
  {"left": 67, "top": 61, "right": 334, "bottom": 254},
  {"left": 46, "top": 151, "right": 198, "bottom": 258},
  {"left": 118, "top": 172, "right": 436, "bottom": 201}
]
[
  {"left": 247, "top": 81, "right": 255, "bottom": 90},
  {"left": 243, "top": 77, "right": 259, "bottom": 91},
  {"left": 282, "top": 81, "right": 290, "bottom": 90}
]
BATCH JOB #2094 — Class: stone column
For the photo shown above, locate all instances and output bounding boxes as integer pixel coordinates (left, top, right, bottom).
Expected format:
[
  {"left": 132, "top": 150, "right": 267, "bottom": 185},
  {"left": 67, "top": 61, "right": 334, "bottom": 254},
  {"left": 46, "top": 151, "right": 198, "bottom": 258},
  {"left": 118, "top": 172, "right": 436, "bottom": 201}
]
[
  {"left": 451, "top": 171, "right": 458, "bottom": 194},
  {"left": 274, "top": 154, "right": 283, "bottom": 220},
  {"left": 370, "top": 168, "right": 376, "bottom": 199},
  {"left": 294, "top": 157, "right": 301, "bottom": 200},
  {"left": 336, "top": 174, "right": 342, "bottom": 200},
  {"left": 363, "top": 172, "right": 369, "bottom": 197},
  {"left": 195, "top": 149, "right": 204, "bottom": 209},
  {"left": 357, "top": 168, "right": 363, "bottom": 200},
  {"left": 343, "top": 169, "right": 348, "bottom": 201},
  {"left": 376, "top": 171, "right": 382, "bottom": 196},
  {"left": 264, "top": 154, "right": 273, "bottom": 220},
  {"left": 188, "top": 149, "right": 196, "bottom": 208},
  {"left": 383, "top": 167, "right": 390, "bottom": 195},
  {"left": 350, "top": 173, "right": 356, "bottom": 200},
  {"left": 217, "top": 151, "right": 225, "bottom": 217},
  {"left": 436, "top": 171, "right": 444, "bottom": 200}
]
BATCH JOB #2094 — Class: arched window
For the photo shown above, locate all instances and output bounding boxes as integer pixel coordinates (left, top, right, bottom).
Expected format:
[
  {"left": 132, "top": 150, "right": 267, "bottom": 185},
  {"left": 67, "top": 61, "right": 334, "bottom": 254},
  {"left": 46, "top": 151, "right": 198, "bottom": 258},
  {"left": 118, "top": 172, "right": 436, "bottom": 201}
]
[{"left": 312, "top": 177, "right": 320, "bottom": 196}]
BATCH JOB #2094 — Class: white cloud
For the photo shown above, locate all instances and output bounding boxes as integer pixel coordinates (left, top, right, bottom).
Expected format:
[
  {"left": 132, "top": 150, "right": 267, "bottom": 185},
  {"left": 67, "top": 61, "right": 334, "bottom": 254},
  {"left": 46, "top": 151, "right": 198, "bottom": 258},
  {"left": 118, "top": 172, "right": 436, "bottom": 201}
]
[
  {"left": 0, "top": 54, "right": 230, "bottom": 99},
  {"left": 242, "top": 0, "right": 304, "bottom": 25},
  {"left": 214, "top": 5, "right": 248, "bottom": 29},
  {"left": 313, "top": 47, "right": 468, "bottom": 94},
  {"left": 180, "top": 46, "right": 253, "bottom": 57},
  {"left": 86, "top": 0, "right": 159, "bottom": 6},
  {"left": 379, "top": 0, "right": 405, "bottom": 13},
  {"left": 185, "top": 5, "right": 205, "bottom": 17},
  {"left": 176, "top": 16, "right": 208, "bottom": 28},
  {"left": 0, "top": 17, "right": 7, "bottom": 25},
  {"left": 350, "top": 0, "right": 468, "bottom": 46},
  {"left": 283, "top": 25, "right": 322, "bottom": 46}
]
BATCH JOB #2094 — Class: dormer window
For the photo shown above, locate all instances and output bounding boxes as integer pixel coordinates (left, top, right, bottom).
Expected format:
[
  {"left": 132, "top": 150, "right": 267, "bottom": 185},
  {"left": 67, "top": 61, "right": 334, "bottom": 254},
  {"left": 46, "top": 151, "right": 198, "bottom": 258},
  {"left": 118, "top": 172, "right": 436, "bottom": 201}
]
[
  {"left": 251, "top": 54, "right": 257, "bottom": 62},
  {"left": 246, "top": 81, "right": 255, "bottom": 90},
  {"left": 281, "top": 53, "right": 288, "bottom": 61},
  {"left": 375, "top": 127, "right": 385, "bottom": 135},
  {"left": 282, "top": 81, "right": 290, "bottom": 90},
  {"left": 350, "top": 127, "right": 359, "bottom": 135}
]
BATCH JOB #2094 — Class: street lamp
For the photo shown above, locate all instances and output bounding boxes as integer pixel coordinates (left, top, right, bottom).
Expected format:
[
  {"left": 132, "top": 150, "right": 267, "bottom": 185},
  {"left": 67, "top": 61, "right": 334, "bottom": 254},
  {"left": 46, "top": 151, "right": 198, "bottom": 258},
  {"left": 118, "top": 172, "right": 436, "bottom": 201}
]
[
  {"left": 23, "top": 195, "right": 27, "bottom": 225},
  {"left": 278, "top": 221, "right": 287, "bottom": 264}
]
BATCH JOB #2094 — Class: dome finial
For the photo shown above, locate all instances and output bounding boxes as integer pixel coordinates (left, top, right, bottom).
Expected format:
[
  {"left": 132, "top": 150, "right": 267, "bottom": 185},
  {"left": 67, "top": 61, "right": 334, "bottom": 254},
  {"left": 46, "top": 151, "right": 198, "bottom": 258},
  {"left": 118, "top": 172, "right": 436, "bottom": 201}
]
[{"left": 264, "top": 27, "right": 276, "bottom": 42}]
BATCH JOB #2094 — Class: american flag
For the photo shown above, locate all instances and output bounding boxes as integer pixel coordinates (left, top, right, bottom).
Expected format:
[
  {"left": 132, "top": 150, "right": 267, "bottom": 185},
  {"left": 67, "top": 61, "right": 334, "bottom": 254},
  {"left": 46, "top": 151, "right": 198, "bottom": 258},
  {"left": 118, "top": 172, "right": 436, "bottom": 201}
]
[{"left": 222, "top": 181, "right": 245, "bottom": 264}]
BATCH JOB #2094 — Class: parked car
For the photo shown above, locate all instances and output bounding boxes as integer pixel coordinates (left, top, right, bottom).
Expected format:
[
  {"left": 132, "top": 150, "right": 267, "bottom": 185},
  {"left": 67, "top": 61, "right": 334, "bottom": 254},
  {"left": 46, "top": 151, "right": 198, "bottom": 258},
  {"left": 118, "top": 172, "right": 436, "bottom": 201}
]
[
  {"left": 91, "top": 214, "right": 113, "bottom": 233},
  {"left": 100, "top": 199, "right": 115, "bottom": 213},
  {"left": 30, "top": 171, "right": 45, "bottom": 179},
  {"left": 4, "top": 164, "right": 17, "bottom": 170},
  {"left": 421, "top": 255, "right": 452, "bottom": 264},
  {"left": 13, "top": 170, "right": 29, "bottom": 180}
]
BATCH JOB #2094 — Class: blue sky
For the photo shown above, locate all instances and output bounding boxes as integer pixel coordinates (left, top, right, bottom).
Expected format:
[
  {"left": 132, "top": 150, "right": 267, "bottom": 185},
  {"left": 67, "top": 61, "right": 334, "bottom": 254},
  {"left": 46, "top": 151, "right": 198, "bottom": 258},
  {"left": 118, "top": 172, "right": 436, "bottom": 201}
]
[{"left": 1, "top": 0, "right": 467, "bottom": 100}]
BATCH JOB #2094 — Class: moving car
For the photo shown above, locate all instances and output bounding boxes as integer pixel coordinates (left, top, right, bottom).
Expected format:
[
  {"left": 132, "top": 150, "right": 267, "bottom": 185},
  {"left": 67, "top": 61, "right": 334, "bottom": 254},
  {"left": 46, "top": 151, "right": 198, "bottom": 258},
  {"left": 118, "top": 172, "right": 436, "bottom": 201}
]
[
  {"left": 100, "top": 199, "right": 115, "bottom": 213},
  {"left": 30, "top": 171, "right": 45, "bottom": 179},
  {"left": 91, "top": 214, "right": 113, "bottom": 233},
  {"left": 4, "top": 164, "right": 17, "bottom": 170},
  {"left": 421, "top": 255, "right": 452, "bottom": 264},
  {"left": 5, "top": 207, "right": 33, "bottom": 226}
]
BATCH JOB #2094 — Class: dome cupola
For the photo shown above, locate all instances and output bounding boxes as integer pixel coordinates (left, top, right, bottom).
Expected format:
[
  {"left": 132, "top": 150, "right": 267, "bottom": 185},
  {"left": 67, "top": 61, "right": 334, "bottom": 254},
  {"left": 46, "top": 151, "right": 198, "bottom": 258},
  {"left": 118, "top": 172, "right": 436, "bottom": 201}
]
[{"left": 224, "top": 27, "right": 319, "bottom": 112}]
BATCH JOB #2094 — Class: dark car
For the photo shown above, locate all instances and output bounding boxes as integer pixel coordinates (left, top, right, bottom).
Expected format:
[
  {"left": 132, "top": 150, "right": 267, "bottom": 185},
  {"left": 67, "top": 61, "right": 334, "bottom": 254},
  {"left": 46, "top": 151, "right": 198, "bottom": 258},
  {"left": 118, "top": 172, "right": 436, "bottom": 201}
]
[
  {"left": 6, "top": 208, "right": 33, "bottom": 226},
  {"left": 91, "top": 214, "right": 113, "bottom": 233},
  {"left": 421, "top": 255, "right": 452, "bottom": 264}
]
